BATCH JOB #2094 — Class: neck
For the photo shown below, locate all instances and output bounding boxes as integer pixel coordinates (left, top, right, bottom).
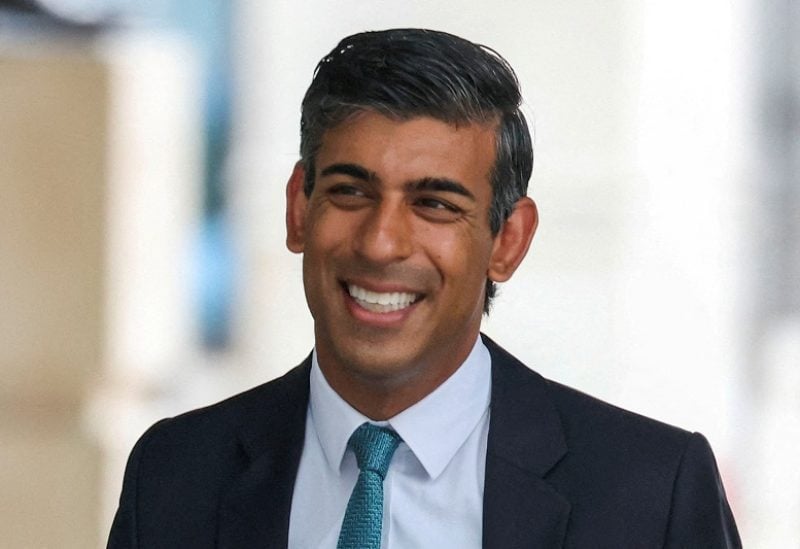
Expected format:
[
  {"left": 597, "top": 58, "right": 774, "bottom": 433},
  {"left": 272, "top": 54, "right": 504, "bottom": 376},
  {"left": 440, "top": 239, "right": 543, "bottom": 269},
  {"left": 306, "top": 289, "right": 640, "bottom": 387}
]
[{"left": 316, "top": 336, "right": 478, "bottom": 420}]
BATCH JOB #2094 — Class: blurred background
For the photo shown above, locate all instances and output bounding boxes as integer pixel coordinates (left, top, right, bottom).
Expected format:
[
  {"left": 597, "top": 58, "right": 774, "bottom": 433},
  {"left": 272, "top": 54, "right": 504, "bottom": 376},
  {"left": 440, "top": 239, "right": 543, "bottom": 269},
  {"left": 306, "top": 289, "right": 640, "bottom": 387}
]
[{"left": 1, "top": 0, "right": 797, "bottom": 547}]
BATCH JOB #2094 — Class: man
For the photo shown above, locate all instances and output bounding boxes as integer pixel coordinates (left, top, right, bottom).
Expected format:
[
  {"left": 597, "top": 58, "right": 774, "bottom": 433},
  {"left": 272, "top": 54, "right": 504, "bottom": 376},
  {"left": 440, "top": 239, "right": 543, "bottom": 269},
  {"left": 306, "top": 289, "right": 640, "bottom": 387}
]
[{"left": 108, "top": 29, "right": 741, "bottom": 548}]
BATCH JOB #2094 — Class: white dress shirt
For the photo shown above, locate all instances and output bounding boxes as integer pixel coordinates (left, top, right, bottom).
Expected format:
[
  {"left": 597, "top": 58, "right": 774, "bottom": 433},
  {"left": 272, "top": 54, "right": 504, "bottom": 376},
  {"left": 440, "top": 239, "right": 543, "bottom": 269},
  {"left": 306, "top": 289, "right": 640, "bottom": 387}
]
[{"left": 288, "top": 336, "right": 492, "bottom": 549}]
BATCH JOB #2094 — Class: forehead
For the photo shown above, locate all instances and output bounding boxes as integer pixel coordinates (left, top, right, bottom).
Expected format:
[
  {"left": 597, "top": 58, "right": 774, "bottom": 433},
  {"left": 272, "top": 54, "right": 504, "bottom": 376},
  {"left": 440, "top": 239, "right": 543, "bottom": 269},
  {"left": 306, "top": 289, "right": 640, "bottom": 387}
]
[{"left": 316, "top": 111, "right": 497, "bottom": 189}]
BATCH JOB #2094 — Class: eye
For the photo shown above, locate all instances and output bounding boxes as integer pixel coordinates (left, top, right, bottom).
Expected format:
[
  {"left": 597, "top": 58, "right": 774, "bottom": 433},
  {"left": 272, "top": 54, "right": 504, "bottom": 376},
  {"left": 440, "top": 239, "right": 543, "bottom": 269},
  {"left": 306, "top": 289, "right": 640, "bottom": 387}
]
[
  {"left": 413, "top": 196, "right": 463, "bottom": 222},
  {"left": 416, "top": 197, "right": 454, "bottom": 210},
  {"left": 329, "top": 184, "right": 364, "bottom": 196},
  {"left": 416, "top": 195, "right": 463, "bottom": 212},
  {"left": 326, "top": 183, "right": 371, "bottom": 208}
]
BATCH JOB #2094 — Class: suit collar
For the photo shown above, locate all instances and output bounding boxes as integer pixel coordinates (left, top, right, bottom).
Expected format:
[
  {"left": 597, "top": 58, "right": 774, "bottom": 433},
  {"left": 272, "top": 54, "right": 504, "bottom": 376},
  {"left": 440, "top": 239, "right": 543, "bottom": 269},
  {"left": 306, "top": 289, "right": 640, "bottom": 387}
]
[
  {"left": 482, "top": 334, "right": 571, "bottom": 548},
  {"left": 215, "top": 338, "right": 573, "bottom": 548},
  {"left": 217, "top": 358, "right": 311, "bottom": 549}
]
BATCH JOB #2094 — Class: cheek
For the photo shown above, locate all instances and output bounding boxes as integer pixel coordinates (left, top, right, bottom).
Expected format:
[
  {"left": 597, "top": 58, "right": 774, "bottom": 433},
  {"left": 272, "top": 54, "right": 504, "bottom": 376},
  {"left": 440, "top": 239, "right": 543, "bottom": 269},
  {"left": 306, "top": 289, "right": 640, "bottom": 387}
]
[
  {"left": 424, "top": 229, "right": 494, "bottom": 281},
  {"left": 306, "top": 210, "right": 351, "bottom": 253}
]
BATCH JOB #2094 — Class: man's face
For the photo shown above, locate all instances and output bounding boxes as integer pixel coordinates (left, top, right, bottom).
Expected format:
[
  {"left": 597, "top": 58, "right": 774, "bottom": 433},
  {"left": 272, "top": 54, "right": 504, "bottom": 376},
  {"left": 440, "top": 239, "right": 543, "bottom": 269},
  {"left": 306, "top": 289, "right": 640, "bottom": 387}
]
[{"left": 287, "top": 111, "right": 518, "bottom": 413}]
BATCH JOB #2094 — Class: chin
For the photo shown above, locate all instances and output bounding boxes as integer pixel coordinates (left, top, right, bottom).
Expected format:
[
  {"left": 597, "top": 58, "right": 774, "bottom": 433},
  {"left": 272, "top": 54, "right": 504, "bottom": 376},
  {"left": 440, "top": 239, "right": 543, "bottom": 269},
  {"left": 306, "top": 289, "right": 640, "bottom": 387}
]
[
  {"left": 342, "top": 346, "right": 417, "bottom": 376},
  {"left": 328, "top": 336, "right": 422, "bottom": 378}
]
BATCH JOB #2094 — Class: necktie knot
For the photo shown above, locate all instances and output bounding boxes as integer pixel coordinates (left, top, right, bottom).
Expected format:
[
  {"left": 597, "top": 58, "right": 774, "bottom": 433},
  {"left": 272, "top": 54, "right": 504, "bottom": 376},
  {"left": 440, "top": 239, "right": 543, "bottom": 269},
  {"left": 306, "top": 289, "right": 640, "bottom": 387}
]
[{"left": 348, "top": 423, "right": 402, "bottom": 480}]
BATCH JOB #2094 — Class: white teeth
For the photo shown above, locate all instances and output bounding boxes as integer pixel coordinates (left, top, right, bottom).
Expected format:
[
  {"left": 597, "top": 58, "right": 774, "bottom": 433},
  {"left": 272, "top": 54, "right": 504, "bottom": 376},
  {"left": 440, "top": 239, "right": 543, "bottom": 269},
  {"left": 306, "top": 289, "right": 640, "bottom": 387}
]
[{"left": 347, "top": 284, "right": 419, "bottom": 313}]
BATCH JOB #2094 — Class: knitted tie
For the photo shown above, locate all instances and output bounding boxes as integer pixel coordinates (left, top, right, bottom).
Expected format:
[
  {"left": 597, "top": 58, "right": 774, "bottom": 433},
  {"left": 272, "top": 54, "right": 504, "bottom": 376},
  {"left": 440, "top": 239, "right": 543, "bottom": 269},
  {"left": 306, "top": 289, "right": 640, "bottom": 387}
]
[{"left": 337, "top": 423, "right": 402, "bottom": 549}]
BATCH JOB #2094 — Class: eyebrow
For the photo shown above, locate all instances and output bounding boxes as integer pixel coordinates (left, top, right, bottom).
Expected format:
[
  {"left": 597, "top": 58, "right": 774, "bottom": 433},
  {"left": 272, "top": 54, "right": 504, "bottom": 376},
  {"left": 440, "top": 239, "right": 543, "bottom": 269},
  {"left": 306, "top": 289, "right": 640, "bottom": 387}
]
[
  {"left": 319, "top": 163, "right": 377, "bottom": 182},
  {"left": 409, "top": 177, "right": 476, "bottom": 201}
]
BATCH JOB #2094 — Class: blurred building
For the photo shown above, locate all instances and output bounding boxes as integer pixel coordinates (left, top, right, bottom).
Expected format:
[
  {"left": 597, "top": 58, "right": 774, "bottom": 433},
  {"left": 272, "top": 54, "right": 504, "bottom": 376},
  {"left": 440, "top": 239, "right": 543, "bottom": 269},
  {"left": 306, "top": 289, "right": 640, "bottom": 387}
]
[{"left": 0, "top": 5, "right": 202, "bottom": 547}]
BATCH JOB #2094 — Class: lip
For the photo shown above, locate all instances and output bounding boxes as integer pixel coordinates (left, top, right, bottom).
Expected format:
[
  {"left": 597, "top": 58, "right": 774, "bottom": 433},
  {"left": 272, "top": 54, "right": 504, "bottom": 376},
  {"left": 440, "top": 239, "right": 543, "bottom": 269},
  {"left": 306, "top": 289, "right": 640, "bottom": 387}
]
[{"left": 340, "top": 280, "right": 424, "bottom": 327}]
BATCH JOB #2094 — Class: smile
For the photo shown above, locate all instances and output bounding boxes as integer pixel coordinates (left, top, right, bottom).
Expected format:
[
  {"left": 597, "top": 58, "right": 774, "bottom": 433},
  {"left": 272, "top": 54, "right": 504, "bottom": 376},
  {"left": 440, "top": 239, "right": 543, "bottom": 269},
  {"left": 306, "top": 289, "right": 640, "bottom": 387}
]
[{"left": 347, "top": 284, "right": 420, "bottom": 313}]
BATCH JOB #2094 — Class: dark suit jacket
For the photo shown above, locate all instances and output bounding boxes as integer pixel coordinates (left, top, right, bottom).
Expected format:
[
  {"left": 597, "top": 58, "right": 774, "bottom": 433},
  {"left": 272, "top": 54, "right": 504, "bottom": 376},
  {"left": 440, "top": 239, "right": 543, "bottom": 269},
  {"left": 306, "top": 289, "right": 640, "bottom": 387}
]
[{"left": 107, "top": 335, "right": 741, "bottom": 548}]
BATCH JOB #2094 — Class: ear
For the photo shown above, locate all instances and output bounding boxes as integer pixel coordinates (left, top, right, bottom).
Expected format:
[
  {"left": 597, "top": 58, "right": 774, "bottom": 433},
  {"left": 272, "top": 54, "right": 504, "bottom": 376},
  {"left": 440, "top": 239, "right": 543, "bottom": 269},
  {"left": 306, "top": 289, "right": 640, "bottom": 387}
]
[
  {"left": 286, "top": 161, "right": 309, "bottom": 253},
  {"left": 487, "top": 197, "right": 538, "bottom": 282}
]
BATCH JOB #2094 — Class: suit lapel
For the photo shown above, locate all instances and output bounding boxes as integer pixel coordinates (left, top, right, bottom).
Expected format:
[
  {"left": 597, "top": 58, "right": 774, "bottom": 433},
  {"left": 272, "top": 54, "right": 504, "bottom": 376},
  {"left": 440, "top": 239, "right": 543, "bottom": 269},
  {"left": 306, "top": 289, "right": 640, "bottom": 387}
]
[
  {"left": 213, "top": 341, "right": 570, "bottom": 548},
  {"left": 217, "top": 360, "right": 311, "bottom": 549},
  {"left": 482, "top": 335, "right": 571, "bottom": 549}
]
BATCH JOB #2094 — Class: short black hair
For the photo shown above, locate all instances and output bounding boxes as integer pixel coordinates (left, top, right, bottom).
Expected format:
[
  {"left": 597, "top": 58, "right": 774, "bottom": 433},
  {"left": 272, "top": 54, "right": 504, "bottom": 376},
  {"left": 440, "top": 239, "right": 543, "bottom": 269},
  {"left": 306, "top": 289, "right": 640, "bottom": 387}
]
[{"left": 299, "top": 28, "right": 533, "bottom": 313}]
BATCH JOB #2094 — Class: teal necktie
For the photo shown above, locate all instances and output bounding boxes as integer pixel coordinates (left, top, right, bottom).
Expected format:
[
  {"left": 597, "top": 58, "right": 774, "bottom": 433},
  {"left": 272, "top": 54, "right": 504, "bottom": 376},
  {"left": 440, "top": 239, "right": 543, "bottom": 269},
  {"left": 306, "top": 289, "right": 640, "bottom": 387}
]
[{"left": 337, "top": 423, "right": 402, "bottom": 549}]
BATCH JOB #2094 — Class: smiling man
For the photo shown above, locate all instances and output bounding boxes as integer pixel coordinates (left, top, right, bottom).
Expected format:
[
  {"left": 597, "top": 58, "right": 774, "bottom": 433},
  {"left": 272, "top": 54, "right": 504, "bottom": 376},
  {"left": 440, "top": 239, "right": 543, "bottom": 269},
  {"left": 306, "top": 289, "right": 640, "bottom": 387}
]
[
  {"left": 108, "top": 29, "right": 741, "bottom": 548},
  {"left": 286, "top": 112, "right": 527, "bottom": 421}
]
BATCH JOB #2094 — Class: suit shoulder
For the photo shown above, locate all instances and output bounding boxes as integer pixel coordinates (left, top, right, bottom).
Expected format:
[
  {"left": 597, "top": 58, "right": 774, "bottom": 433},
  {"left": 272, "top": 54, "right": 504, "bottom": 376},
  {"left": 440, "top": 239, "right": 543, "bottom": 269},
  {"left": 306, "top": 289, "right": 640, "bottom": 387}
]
[
  {"left": 138, "top": 361, "right": 310, "bottom": 454},
  {"left": 543, "top": 370, "right": 739, "bottom": 546},
  {"left": 485, "top": 334, "right": 692, "bottom": 461},
  {"left": 545, "top": 377, "right": 691, "bottom": 449},
  {"left": 108, "top": 362, "right": 310, "bottom": 546}
]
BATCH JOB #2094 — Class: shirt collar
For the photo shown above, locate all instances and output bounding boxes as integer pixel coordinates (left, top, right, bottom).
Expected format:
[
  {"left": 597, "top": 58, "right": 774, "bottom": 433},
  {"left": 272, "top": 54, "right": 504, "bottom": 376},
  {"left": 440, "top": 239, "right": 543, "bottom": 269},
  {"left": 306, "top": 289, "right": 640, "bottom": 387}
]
[{"left": 309, "top": 336, "right": 491, "bottom": 480}]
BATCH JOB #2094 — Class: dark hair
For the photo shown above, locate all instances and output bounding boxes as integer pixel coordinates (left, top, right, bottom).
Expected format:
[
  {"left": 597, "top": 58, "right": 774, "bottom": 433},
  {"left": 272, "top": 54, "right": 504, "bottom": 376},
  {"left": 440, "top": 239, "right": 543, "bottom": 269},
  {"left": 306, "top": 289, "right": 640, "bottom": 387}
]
[{"left": 299, "top": 28, "right": 533, "bottom": 313}]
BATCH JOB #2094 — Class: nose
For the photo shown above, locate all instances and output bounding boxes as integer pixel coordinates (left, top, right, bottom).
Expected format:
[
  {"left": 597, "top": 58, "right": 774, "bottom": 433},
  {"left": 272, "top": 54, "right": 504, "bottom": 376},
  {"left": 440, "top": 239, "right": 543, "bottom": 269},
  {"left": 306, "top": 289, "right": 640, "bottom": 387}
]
[{"left": 352, "top": 200, "right": 414, "bottom": 264}]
